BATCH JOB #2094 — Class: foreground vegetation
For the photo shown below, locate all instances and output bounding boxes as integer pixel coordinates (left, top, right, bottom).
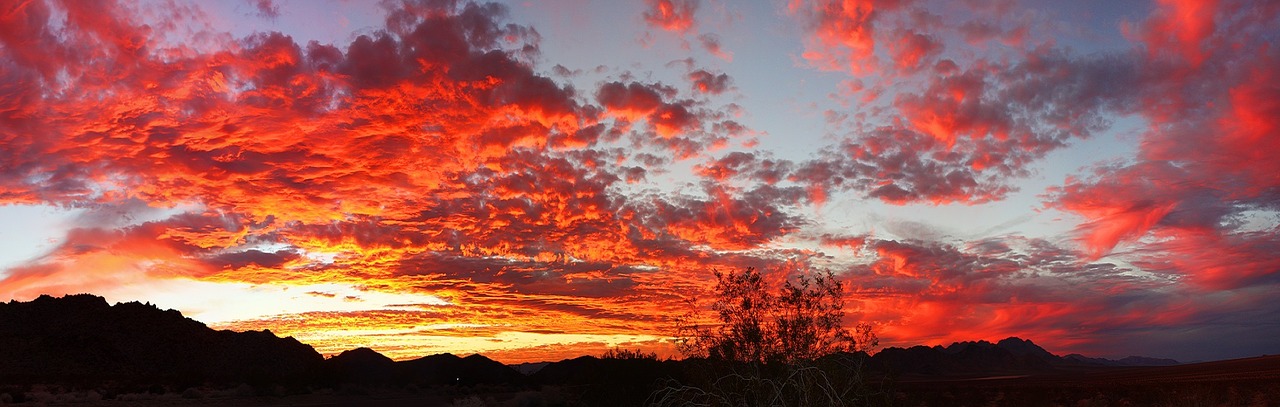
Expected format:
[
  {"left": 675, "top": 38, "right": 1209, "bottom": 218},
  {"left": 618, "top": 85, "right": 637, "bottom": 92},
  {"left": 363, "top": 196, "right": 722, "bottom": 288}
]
[
  {"left": 3, "top": 358, "right": 1277, "bottom": 407},
  {"left": 651, "top": 267, "right": 882, "bottom": 407}
]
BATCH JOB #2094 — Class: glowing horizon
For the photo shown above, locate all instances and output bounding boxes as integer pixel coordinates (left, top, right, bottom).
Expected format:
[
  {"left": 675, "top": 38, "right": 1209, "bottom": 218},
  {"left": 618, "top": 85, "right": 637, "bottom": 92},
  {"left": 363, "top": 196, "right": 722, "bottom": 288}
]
[{"left": 1, "top": 0, "right": 1278, "bottom": 364}]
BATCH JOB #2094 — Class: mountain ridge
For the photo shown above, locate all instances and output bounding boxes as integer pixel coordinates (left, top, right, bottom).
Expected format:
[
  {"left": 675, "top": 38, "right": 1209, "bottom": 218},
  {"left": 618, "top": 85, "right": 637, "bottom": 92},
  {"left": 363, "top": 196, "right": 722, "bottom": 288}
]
[
  {"left": 0, "top": 293, "right": 324, "bottom": 386},
  {"left": 0, "top": 293, "right": 1185, "bottom": 388},
  {"left": 4, "top": 293, "right": 1274, "bottom": 407}
]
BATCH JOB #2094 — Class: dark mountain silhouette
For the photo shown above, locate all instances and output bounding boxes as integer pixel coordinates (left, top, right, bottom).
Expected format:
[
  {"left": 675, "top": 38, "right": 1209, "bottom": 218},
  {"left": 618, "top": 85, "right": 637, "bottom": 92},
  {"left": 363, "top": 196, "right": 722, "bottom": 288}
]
[
  {"left": 1, "top": 293, "right": 1194, "bottom": 397},
  {"left": 399, "top": 353, "right": 526, "bottom": 386},
  {"left": 0, "top": 294, "right": 323, "bottom": 387},
  {"left": 514, "top": 340, "right": 1189, "bottom": 406},
  {"left": 0, "top": 294, "right": 529, "bottom": 390},
  {"left": 1115, "top": 356, "right": 1181, "bottom": 366},
  {"left": 324, "top": 348, "right": 525, "bottom": 386},
  {"left": 523, "top": 338, "right": 1088, "bottom": 388},
  {"left": 510, "top": 361, "right": 550, "bottom": 375},
  {"left": 325, "top": 347, "right": 398, "bottom": 384},
  {"left": 325, "top": 348, "right": 524, "bottom": 386},
  {"left": 530, "top": 356, "right": 681, "bottom": 405},
  {"left": 870, "top": 338, "right": 1056, "bottom": 376},
  {"left": 870, "top": 337, "right": 1180, "bottom": 376},
  {"left": 995, "top": 337, "right": 1060, "bottom": 360},
  {"left": 1063, "top": 353, "right": 1182, "bottom": 367},
  {"left": 531, "top": 356, "right": 673, "bottom": 385}
]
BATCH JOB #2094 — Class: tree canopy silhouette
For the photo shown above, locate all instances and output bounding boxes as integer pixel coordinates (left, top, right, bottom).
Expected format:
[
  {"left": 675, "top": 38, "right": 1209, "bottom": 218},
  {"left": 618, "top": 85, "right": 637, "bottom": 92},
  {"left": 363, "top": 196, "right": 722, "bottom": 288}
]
[{"left": 676, "top": 267, "right": 877, "bottom": 365}]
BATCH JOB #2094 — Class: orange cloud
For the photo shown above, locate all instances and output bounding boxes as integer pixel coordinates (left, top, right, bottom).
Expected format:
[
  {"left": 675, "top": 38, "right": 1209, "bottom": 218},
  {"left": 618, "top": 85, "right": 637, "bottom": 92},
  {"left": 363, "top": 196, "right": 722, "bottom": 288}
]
[
  {"left": 1050, "top": 0, "right": 1280, "bottom": 273},
  {"left": 0, "top": 0, "right": 772, "bottom": 361},
  {"left": 788, "top": 0, "right": 904, "bottom": 75},
  {"left": 642, "top": 0, "right": 699, "bottom": 34},
  {"left": 1134, "top": 0, "right": 1220, "bottom": 66},
  {"left": 3, "top": 0, "right": 1279, "bottom": 364},
  {"left": 841, "top": 237, "right": 1257, "bottom": 359}
]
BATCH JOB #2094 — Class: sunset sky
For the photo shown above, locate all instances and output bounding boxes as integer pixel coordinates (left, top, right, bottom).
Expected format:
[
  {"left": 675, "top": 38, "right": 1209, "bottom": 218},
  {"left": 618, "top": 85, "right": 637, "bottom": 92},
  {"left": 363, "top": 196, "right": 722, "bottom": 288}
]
[{"left": 1, "top": 0, "right": 1278, "bottom": 363}]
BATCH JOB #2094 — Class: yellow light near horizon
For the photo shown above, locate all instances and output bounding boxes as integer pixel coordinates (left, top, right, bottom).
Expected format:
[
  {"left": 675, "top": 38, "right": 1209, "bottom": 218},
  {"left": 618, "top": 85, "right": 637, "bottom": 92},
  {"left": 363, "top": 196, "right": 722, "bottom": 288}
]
[{"left": 282, "top": 328, "right": 675, "bottom": 363}]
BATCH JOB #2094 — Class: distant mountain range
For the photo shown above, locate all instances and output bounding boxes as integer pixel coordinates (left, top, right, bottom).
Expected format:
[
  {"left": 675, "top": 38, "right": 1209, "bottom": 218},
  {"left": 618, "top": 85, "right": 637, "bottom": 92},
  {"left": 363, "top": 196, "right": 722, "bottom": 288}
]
[
  {"left": 0, "top": 294, "right": 522, "bottom": 389},
  {"left": 0, "top": 294, "right": 322, "bottom": 386},
  {"left": 864, "top": 337, "right": 1180, "bottom": 376},
  {"left": 0, "top": 294, "right": 1181, "bottom": 390},
  {"left": 327, "top": 346, "right": 524, "bottom": 386},
  {"left": 1062, "top": 353, "right": 1182, "bottom": 367}
]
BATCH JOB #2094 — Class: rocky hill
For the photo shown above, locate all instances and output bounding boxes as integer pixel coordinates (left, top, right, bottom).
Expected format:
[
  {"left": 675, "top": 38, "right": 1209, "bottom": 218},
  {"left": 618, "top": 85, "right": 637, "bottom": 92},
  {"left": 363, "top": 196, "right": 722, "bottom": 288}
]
[
  {"left": 870, "top": 337, "right": 1180, "bottom": 376},
  {"left": 0, "top": 294, "right": 324, "bottom": 386}
]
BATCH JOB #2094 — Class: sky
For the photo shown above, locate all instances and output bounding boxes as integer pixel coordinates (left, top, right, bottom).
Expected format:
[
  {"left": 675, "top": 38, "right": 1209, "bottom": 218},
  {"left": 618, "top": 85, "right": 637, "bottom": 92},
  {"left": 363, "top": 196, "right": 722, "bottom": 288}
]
[{"left": 0, "top": 0, "right": 1277, "bottom": 364}]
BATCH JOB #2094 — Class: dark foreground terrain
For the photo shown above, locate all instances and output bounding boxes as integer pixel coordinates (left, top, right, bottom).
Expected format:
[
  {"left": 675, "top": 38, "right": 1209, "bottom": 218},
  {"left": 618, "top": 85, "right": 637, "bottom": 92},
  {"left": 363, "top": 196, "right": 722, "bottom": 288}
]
[
  {"left": 2, "top": 294, "right": 1277, "bottom": 406},
  {"left": 891, "top": 356, "right": 1280, "bottom": 406}
]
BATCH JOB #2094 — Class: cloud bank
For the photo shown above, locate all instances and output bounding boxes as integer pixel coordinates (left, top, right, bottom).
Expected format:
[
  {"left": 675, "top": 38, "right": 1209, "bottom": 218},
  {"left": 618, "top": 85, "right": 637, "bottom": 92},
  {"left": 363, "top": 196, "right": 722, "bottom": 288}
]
[{"left": 0, "top": 0, "right": 1276, "bottom": 362}]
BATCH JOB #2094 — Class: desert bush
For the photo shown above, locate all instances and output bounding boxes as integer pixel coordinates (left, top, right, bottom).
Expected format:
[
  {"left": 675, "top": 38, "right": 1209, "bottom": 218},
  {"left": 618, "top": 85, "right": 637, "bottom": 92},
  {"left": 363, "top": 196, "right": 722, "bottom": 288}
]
[
  {"left": 181, "top": 387, "right": 204, "bottom": 399},
  {"left": 676, "top": 267, "right": 877, "bottom": 365},
  {"left": 601, "top": 347, "right": 659, "bottom": 361},
  {"left": 453, "top": 395, "right": 487, "bottom": 407},
  {"left": 654, "top": 267, "right": 881, "bottom": 407}
]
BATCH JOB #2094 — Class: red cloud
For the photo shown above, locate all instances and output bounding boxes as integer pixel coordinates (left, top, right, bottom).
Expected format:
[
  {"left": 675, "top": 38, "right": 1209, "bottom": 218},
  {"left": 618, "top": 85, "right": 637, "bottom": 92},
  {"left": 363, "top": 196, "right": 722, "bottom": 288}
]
[
  {"left": 1132, "top": 229, "right": 1280, "bottom": 290},
  {"left": 843, "top": 236, "right": 1279, "bottom": 360},
  {"left": 1132, "top": 0, "right": 1220, "bottom": 66},
  {"left": 250, "top": 0, "right": 280, "bottom": 19},
  {"left": 597, "top": 82, "right": 667, "bottom": 117},
  {"left": 595, "top": 80, "right": 709, "bottom": 138},
  {"left": 697, "top": 34, "right": 733, "bottom": 61},
  {"left": 595, "top": 79, "right": 743, "bottom": 149},
  {"left": 1209, "top": 59, "right": 1280, "bottom": 193},
  {"left": 687, "top": 69, "right": 731, "bottom": 95},
  {"left": 627, "top": 184, "right": 808, "bottom": 250},
  {"left": 759, "top": 39, "right": 1143, "bottom": 205},
  {"left": 0, "top": 0, "right": 806, "bottom": 364},
  {"left": 780, "top": 1, "right": 1167, "bottom": 207},
  {"left": 845, "top": 239, "right": 1091, "bottom": 353},
  {"left": 3, "top": 0, "right": 1279, "bottom": 364},
  {"left": 1046, "top": 162, "right": 1189, "bottom": 259},
  {"left": 1046, "top": 0, "right": 1280, "bottom": 293},
  {"left": 642, "top": 0, "right": 700, "bottom": 34},
  {"left": 885, "top": 29, "right": 942, "bottom": 72},
  {"left": 789, "top": 0, "right": 898, "bottom": 74},
  {"left": 893, "top": 69, "right": 1009, "bottom": 147}
]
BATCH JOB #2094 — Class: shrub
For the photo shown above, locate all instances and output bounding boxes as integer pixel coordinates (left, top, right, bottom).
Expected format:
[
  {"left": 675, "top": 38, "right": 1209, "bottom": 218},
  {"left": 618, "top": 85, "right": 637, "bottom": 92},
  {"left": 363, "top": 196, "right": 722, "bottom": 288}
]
[
  {"left": 655, "top": 267, "right": 880, "bottom": 407},
  {"left": 180, "top": 387, "right": 204, "bottom": 399},
  {"left": 601, "top": 348, "right": 659, "bottom": 361},
  {"left": 677, "top": 267, "right": 876, "bottom": 364}
]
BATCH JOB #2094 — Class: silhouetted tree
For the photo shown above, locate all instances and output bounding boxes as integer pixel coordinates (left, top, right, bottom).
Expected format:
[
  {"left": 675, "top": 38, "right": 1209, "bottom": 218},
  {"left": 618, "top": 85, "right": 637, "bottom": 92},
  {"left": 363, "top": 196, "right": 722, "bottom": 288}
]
[
  {"left": 677, "top": 267, "right": 876, "bottom": 364},
  {"left": 654, "top": 267, "right": 882, "bottom": 407}
]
